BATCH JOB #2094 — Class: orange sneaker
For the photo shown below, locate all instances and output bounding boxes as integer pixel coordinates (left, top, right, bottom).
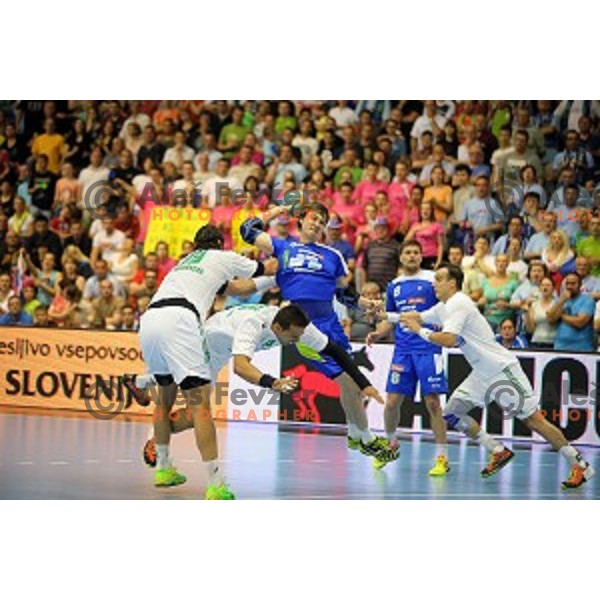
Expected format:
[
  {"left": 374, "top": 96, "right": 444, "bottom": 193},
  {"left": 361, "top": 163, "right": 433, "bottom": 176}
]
[
  {"left": 481, "top": 448, "right": 514, "bottom": 478},
  {"left": 562, "top": 464, "right": 595, "bottom": 489},
  {"left": 143, "top": 437, "right": 157, "bottom": 468}
]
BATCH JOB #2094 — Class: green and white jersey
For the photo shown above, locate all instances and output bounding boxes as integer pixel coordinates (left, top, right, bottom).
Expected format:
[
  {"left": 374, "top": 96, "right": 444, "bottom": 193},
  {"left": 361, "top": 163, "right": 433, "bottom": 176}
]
[
  {"left": 204, "top": 304, "right": 328, "bottom": 374},
  {"left": 151, "top": 249, "right": 258, "bottom": 322}
]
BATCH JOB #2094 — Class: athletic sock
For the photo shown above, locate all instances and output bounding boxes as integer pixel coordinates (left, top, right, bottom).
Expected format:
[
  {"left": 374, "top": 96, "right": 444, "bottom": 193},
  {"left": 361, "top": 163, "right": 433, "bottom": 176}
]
[
  {"left": 476, "top": 430, "right": 504, "bottom": 454},
  {"left": 156, "top": 444, "right": 170, "bottom": 469},
  {"left": 206, "top": 460, "right": 224, "bottom": 486},
  {"left": 385, "top": 430, "right": 397, "bottom": 442},
  {"left": 435, "top": 443, "right": 448, "bottom": 458},
  {"left": 559, "top": 445, "right": 586, "bottom": 468},
  {"left": 359, "top": 429, "right": 376, "bottom": 444},
  {"left": 347, "top": 422, "right": 361, "bottom": 440}
]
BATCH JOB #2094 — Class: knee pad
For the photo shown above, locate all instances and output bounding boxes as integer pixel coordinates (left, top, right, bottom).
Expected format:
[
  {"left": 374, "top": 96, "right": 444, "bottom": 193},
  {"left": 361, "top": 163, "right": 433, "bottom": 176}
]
[
  {"left": 180, "top": 375, "right": 211, "bottom": 391},
  {"left": 154, "top": 374, "right": 174, "bottom": 387}
]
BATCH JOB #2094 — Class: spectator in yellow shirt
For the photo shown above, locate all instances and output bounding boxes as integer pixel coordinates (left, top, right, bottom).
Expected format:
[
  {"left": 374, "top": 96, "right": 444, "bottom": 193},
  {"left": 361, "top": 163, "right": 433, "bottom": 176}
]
[{"left": 32, "top": 118, "right": 66, "bottom": 174}]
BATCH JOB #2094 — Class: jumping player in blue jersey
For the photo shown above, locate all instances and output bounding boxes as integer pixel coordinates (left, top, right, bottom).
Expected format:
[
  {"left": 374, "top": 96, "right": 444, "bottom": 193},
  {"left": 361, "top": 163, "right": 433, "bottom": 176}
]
[
  {"left": 365, "top": 240, "right": 450, "bottom": 475},
  {"left": 241, "top": 201, "right": 398, "bottom": 466}
]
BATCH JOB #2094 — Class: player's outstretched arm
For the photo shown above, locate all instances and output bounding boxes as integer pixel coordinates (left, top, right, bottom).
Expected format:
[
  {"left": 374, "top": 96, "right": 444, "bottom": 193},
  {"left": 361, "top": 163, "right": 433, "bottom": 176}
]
[
  {"left": 399, "top": 315, "right": 457, "bottom": 347},
  {"left": 240, "top": 215, "right": 275, "bottom": 256},
  {"left": 224, "top": 274, "right": 277, "bottom": 298},
  {"left": 233, "top": 354, "right": 298, "bottom": 392}
]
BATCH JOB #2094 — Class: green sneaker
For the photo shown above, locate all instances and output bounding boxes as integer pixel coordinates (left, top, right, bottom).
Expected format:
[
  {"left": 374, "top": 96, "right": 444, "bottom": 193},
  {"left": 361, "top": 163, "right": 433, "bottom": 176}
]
[
  {"left": 347, "top": 436, "right": 361, "bottom": 450},
  {"left": 205, "top": 483, "right": 236, "bottom": 500},
  {"left": 154, "top": 466, "right": 187, "bottom": 487},
  {"left": 367, "top": 438, "right": 400, "bottom": 470}
]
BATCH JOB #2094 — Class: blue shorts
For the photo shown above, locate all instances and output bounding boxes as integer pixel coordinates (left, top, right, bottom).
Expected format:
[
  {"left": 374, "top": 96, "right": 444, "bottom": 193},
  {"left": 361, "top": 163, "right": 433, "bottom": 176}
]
[
  {"left": 297, "top": 312, "right": 351, "bottom": 379},
  {"left": 386, "top": 352, "right": 448, "bottom": 397}
]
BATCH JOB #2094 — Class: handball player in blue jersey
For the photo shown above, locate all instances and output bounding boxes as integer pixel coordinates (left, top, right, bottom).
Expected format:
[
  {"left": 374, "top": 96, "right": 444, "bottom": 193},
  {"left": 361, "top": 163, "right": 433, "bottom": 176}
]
[
  {"left": 365, "top": 240, "right": 450, "bottom": 474},
  {"left": 241, "top": 201, "right": 398, "bottom": 465}
]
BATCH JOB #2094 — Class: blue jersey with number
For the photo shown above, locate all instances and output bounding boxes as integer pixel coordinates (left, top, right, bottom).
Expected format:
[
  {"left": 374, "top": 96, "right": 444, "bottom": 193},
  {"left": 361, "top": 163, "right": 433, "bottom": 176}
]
[
  {"left": 386, "top": 270, "right": 440, "bottom": 354},
  {"left": 271, "top": 236, "right": 348, "bottom": 303}
]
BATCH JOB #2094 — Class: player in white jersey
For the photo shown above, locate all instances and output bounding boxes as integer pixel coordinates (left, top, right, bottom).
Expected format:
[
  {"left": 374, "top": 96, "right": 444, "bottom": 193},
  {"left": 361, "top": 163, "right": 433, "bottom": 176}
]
[
  {"left": 135, "top": 303, "right": 384, "bottom": 473},
  {"left": 137, "top": 224, "right": 278, "bottom": 500},
  {"left": 382, "top": 263, "right": 594, "bottom": 490}
]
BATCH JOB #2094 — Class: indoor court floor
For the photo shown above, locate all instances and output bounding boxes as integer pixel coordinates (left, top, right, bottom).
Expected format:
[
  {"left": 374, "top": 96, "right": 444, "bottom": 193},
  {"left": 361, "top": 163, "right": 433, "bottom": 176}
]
[{"left": 1, "top": 410, "right": 599, "bottom": 500}]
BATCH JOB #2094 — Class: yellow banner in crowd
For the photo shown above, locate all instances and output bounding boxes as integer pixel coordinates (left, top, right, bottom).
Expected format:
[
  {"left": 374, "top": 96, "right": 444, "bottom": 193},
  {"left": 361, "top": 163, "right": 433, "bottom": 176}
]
[{"left": 143, "top": 207, "right": 211, "bottom": 258}]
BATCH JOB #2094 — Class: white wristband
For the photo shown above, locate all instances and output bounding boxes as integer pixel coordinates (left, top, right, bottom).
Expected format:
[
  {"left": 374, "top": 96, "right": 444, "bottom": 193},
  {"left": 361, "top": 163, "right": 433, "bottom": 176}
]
[
  {"left": 386, "top": 312, "right": 400, "bottom": 323},
  {"left": 253, "top": 276, "right": 277, "bottom": 293},
  {"left": 418, "top": 328, "right": 433, "bottom": 341}
]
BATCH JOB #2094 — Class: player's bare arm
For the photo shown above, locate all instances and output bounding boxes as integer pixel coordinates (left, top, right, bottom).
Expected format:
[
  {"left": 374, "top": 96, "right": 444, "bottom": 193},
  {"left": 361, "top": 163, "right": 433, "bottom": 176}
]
[{"left": 233, "top": 354, "right": 298, "bottom": 392}]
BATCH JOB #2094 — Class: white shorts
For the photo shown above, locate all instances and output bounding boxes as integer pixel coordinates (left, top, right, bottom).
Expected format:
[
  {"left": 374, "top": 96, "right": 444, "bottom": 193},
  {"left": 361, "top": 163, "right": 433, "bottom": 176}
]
[
  {"left": 449, "top": 362, "right": 538, "bottom": 420},
  {"left": 139, "top": 307, "right": 211, "bottom": 385}
]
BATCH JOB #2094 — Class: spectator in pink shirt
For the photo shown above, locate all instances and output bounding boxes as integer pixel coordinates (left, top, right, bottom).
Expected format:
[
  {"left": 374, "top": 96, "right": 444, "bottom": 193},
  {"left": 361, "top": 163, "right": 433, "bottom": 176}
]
[
  {"left": 399, "top": 184, "right": 423, "bottom": 236},
  {"left": 404, "top": 201, "right": 445, "bottom": 269},
  {"left": 352, "top": 162, "right": 388, "bottom": 203},
  {"left": 331, "top": 181, "right": 360, "bottom": 242},
  {"left": 388, "top": 160, "right": 415, "bottom": 215},
  {"left": 155, "top": 241, "right": 177, "bottom": 274}
]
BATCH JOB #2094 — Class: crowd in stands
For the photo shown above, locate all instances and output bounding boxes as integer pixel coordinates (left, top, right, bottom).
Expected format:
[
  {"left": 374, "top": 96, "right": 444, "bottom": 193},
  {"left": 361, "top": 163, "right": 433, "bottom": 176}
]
[{"left": 1, "top": 100, "right": 600, "bottom": 353}]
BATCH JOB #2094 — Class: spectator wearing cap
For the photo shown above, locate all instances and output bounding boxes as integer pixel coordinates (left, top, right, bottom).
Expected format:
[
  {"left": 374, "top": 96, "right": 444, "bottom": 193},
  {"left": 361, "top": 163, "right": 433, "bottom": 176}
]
[
  {"left": 362, "top": 215, "right": 401, "bottom": 291},
  {"left": 0, "top": 296, "right": 33, "bottom": 326},
  {"left": 495, "top": 318, "right": 528, "bottom": 349},
  {"left": 326, "top": 216, "right": 355, "bottom": 271},
  {"left": 547, "top": 272, "right": 596, "bottom": 352},
  {"left": 270, "top": 213, "right": 298, "bottom": 243}
]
